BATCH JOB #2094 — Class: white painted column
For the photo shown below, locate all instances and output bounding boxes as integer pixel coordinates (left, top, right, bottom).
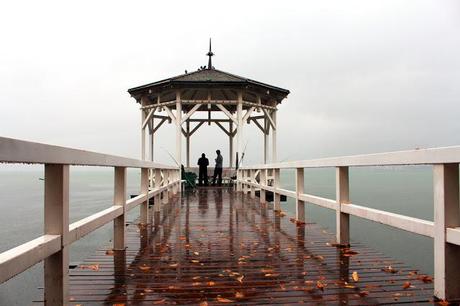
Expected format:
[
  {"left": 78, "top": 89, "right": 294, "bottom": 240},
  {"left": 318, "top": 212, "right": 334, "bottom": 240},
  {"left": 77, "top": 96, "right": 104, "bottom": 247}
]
[
  {"left": 141, "top": 109, "right": 146, "bottom": 160},
  {"left": 44, "top": 164, "right": 69, "bottom": 305},
  {"left": 140, "top": 168, "right": 149, "bottom": 224},
  {"left": 176, "top": 91, "right": 182, "bottom": 167},
  {"left": 336, "top": 167, "right": 350, "bottom": 246},
  {"left": 260, "top": 169, "right": 266, "bottom": 204},
  {"left": 113, "top": 167, "right": 126, "bottom": 250},
  {"left": 433, "top": 163, "right": 460, "bottom": 300},
  {"left": 250, "top": 169, "right": 255, "bottom": 199},
  {"left": 271, "top": 109, "right": 277, "bottom": 163},
  {"left": 264, "top": 117, "right": 269, "bottom": 164},
  {"left": 273, "top": 168, "right": 281, "bottom": 211},
  {"left": 154, "top": 168, "right": 162, "bottom": 213},
  {"left": 296, "top": 168, "right": 305, "bottom": 222},
  {"left": 236, "top": 91, "right": 243, "bottom": 191}
]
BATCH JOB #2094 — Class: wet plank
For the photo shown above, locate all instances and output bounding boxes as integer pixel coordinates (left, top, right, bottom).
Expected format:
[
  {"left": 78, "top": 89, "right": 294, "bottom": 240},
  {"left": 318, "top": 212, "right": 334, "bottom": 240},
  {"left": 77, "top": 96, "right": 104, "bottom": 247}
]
[{"left": 45, "top": 188, "right": 442, "bottom": 305}]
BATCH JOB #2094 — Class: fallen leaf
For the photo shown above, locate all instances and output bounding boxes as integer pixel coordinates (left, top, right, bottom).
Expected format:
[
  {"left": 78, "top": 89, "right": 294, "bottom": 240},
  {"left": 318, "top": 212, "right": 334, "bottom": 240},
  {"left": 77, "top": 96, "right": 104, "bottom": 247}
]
[
  {"left": 199, "top": 302, "right": 209, "bottom": 306},
  {"left": 316, "top": 280, "right": 326, "bottom": 291},
  {"left": 192, "top": 276, "right": 201, "bottom": 280},
  {"left": 105, "top": 249, "right": 114, "bottom": 255},
  {"left": 207, "top": 281, "right": 216, "bottom": 286},
  {"left": 382, "top": 265, "right": 398, "bottom": 274},
  {"left": 358, "top": 291, "right": 369, "bottom": 297},
  {"left": 236, "top": 275, "right": 244, "bottom": 283},
  {"left": 169, "top": 263, "right": 178, "bottom": 267},
  {"left": 352, "top": 271, "right": 359, "bottom": 282},
  {"left": 417, "top": 275, "right": 433, "bottom": 283},
  {"left": 402, "top": 281, "right": 411, "bottom": 289},
  {"left": 437, "top": 300, "right": 449, "bottom": 306},
  {"left": 235, "top": 291, "right": 245, "bottom": 299},
  {"left": 191, "top": 259, "right": 200, "bottom": 263},
  {"left": 139, "top": 264, "right": 150, "bottom": 272},
  {"left": 80, "top": 264, "right": 99, "bottom": 271},
  {"left": 193, "top": 251, "right": 200, "bottom": 256},
  {"left": 153, "top": 299, "right": 166, "bottom": 304},
  {"left": 216, "top": 297, "right": 234, "bottom": 303}
]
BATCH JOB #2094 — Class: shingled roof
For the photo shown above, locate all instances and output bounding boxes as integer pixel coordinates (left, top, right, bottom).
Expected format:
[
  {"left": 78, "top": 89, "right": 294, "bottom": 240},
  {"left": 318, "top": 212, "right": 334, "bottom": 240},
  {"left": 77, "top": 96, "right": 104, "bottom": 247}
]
[{"left": 127, "top": 68, "right": 290, "bottom": 97}]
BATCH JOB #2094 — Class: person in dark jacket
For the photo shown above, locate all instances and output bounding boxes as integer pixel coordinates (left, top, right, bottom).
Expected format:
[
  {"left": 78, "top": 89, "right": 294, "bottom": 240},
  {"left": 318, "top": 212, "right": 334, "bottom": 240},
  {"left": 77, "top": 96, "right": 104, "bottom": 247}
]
[
  {"left": 212, "top": 150, "right": 223, "bottom": 186},
  {"left": 197, "top": 153, "right": 209, "bottom": 186}
]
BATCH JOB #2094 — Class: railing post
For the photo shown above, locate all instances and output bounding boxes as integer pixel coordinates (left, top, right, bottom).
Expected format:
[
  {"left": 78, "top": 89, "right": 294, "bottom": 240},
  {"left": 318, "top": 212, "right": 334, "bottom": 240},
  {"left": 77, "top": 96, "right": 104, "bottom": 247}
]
[
  {"left": 433, "top": 163, "right": 460, "bottom": 300},
  {"left": 154, "top": 169, "right": 162, "bottom": 211},
  {"left": 296, "top": 168, "right": 305, "bottom": 222},
  {"left": 250, "top": 169, "right": 255, "bottom": 199},
  {"left": 273, "top": 168, "right": 281, "bottom": 211},
  {"left": 113, "top": 167, "right": 126, "bottom": 250},
  {"left": 236, "top": 169, "right": 241, "bottom": 192},
  {"left": 162, "top": 170, "right": 169, "bottom": 204},
  {"left": 336, "top": 166, "right": 350, "bottom": 246},
  {"left": 44, "top": 164, "right": 69, "bottom": 305},
  {"left": 140, "top": 168, "right": 149, "bottom": 224},
  {"left": 260, "top": 169, "right": 266, "bottom": 204}
]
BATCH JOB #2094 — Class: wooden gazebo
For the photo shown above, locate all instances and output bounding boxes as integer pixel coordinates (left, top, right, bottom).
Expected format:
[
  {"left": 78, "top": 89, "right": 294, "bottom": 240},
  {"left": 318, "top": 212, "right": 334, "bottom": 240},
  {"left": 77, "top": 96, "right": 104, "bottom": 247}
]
[{"left": 128, "top": 41, "right": 290, "bottom": 169}]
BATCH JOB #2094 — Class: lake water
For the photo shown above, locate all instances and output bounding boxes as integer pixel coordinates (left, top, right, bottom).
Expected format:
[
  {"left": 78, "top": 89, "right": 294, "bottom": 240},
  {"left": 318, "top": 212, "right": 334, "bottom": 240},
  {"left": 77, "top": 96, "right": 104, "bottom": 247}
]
[{"left": 0, "top": 166, "right": 436, "bottom": 305}]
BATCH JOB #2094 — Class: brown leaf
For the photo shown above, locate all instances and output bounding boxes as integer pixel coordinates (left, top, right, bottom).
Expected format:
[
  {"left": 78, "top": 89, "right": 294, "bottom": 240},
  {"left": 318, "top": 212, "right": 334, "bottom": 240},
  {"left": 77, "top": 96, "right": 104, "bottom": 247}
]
[
  {"left": 169, "top": 263, "right": 178, "bottom": 267},
  {"left": 236, "top": 275, "right": 244, "bottom": 283},
  {"left": 139, "top": 264, "right": 150, "bottom": 272},
  {"left": 193, "top": 251, "right": 200, "bottom": 256},
  {"left": 207, "top": 281, "right": 216, "bottom": 286},
  {"left": 199, "top": 302, "right": 209, "bottom": 306},
  {"left": 358, "top": 291, "right": 369, "bottom": 297},
  {"left": 402, "top": 281, "right": 411, "bottom": 289},
  {"left": 437, "top": 300, "right": 449, "bottom": 306},
  {"left": 417, "top": 275, "right": 433, "bottom": 283},
  {"left": 80, "top": 264, "right": 99, "bottom": 271},
  {"left": 352, "top": 271, "right": 359, "bottom": 282},
  {"left": 382, "top": 265, "right": 398, "bottom": 274},
  {"left": 216, "top": 297, "right": 234, "bottom": 303},
  {"left": 153, "top": 299, "right": 166, "bottom": 304},
  {"left": 105, "top": 249, "right": 114, "bottom": 255},
  {"left": 235, "top": 291, "right": 245, "bottom": 299},
  {"left": 316, "top": 280, "right": 326, "bottom": 291}
]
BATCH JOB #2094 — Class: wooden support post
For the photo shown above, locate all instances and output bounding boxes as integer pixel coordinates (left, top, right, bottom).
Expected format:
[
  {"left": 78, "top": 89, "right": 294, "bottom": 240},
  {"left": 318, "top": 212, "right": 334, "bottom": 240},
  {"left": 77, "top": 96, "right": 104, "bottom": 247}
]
[
  {"left": 154, "top": 168, "right": 161, "bottom": 213},
  {"left": 113, "top": 167, "right": 126, "bottom": 250},
  {"left": 433, "top": 163, "right": 460, "bottom": 300},
  {"left": 336, "top": 166, "right": 350, "bottom": 246},
  {"left": 44, "top": 164, "right": 69, "bottom": 305},
  {"left": 140, "top": 168, "right": 149, "bottom": 224},
  {"left": 141, "top": 108, "right": 146, "bottom": 160},
  {"left": 274, "top": 168, "right": 281, "bottom": 211},
  {"left": 260, "top": 169, "right": 266, "bottom": 204},
  {"left": 271, "top": 109, "right": 277, "bottom": 162},
  {"left": 296, "top": 168, "right": 305, "bottom": 222},
  {"left": 176, "top": 91, "right": 182, "bottom": 168},
  {"left": 163, "top": 170, "right": 169, "bottom": 204},
  {"left": 250, "top": 169, "right": 255, "bottom": 199},
  {"left": 264, "top": 117, "right": 269, "bottom": 163}
]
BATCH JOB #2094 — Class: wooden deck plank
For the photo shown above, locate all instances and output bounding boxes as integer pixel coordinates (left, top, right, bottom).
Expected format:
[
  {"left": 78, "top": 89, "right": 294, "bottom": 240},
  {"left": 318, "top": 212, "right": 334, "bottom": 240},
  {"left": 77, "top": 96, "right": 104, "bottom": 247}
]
[{"left": 50, "top": 188, "right": 440, "bottom": 305}]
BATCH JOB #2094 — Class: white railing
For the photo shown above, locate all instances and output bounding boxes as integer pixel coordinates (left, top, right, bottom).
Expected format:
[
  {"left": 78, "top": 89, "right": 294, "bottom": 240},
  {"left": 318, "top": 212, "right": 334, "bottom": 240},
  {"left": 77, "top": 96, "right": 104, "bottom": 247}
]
[
  {"left": 0, "top": 137, "right": 180, "bottom": 305},
  {"left": 238, "top": 146, "right": 460, "bottom": 301}
]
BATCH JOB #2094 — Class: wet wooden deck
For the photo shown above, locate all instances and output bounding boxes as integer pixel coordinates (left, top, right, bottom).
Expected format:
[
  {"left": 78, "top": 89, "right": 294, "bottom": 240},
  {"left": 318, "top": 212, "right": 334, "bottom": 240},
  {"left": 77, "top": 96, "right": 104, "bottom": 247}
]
[{"left": 66, "top": 188, "right": 437, "bottom": 305}]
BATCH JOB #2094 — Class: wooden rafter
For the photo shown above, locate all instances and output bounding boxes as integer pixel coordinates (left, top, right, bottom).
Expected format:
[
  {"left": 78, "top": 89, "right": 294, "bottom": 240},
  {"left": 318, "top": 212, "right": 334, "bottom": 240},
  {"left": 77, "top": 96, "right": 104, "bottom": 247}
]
[
  {"left": 243, "top": 107, "right": 255, "bottom": 122},
  {"left": 153, "top": 118, "right": 167, "bottom": 134},
  {"left": 142, "top": 107, "right": 156, "bottom": 130},
  {"left": 262, "top": 108, "right": 276, "bottom": 130},
  {"left": 216, "top": 104, "right": 238, "bottom": 125},
  {"left": 189, "top": 121, "right": 205, "bottom": 136},
  {"left": 164, "top": 106, "right": 176, "bottom": 124},
  {"left": 181, "top": 104, "right": 201, "bottom": 124},
  {"left": 214, "top": 121, "right": 230, "bottom": 136}
]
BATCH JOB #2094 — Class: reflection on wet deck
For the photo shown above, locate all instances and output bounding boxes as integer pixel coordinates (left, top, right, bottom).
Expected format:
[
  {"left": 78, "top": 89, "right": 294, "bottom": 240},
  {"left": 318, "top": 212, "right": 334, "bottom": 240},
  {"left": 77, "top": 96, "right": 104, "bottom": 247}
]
[{"left": 67, "top": 188, "right": 435, "bottom": 305}]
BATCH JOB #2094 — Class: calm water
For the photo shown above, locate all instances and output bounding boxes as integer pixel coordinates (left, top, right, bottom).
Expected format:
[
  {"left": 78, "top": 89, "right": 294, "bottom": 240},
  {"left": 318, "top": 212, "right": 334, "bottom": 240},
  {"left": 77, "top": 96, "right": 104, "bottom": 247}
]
[{"left": 0, "top": 166, "right": 436, "bottom": 305}]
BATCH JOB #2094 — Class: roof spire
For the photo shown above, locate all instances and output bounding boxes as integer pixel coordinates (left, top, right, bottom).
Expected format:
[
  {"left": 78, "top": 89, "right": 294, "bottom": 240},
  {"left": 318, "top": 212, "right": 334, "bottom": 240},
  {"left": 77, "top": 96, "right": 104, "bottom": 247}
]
[{"left": 206, "top": 38, "right": 214, "bottom": 69}]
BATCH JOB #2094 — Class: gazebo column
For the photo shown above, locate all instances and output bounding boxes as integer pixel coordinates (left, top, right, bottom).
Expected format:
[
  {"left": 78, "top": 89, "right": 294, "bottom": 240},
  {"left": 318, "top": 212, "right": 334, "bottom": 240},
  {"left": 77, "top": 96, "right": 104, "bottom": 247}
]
[
  {"left": 236, "top": 91, "right": 243, "bottom": 191},
  {"left": 141, "top": 109, "right": 146, "bottom": 160},
  {"left": 186, "top": 120, "right": 190, "bottom": 168},
  {"left": 176, "top": 91, "right": 182, "bottom": 169},
  {"left": 264, "top": 117, "right": 269, "bottom": 164},
  {"left": 229, "top": 121, "right": 233, "bottom": 168},
  {"left": 272, "top": 109, "right": 277, "bottom": 163}
]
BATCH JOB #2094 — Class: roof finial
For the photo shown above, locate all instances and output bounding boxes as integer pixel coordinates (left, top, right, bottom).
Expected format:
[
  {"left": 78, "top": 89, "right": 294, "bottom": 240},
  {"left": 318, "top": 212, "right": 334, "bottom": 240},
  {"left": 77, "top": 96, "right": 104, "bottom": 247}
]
[{"left": 206, "top": 38, "right": 214, "bottom": 69}]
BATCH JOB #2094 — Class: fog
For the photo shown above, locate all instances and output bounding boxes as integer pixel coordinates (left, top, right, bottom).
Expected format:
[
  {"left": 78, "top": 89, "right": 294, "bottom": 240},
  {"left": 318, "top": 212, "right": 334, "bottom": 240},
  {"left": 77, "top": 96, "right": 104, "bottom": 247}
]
[{"left": 1, "top": 0, "right": 459, "bottom": 166}]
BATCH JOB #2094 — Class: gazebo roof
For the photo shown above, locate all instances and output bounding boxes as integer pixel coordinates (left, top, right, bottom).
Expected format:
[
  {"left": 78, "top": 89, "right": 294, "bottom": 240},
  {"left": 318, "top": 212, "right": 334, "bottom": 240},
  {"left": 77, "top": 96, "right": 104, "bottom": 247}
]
[{"left": 128, "top": 68, "right": 290, "bottom": 98}]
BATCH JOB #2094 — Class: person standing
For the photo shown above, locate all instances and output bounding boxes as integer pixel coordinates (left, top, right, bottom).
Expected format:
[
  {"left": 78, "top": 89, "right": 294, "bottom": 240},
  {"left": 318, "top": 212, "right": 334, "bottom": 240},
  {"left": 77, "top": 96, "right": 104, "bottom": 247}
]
[
  {"left": 212, "top": 150, "right": 223, "bottom": 186},
  {"left": 197, "top": 153, "right": 209, "bottom": 186}
]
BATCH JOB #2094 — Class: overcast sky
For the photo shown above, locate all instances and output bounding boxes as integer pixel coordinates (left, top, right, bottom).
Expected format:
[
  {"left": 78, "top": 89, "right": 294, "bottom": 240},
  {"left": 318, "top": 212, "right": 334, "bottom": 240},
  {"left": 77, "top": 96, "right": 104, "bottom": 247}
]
[{"left": 1, "top": 0, "right": 459, "bottom": 166}]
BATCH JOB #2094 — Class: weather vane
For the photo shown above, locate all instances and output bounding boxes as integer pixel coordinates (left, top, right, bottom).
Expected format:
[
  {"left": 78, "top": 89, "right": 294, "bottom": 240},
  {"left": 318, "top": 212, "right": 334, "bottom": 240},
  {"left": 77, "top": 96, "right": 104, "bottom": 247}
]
[{"left": 206, "top": 38, "right": 214, "bottom": 69}]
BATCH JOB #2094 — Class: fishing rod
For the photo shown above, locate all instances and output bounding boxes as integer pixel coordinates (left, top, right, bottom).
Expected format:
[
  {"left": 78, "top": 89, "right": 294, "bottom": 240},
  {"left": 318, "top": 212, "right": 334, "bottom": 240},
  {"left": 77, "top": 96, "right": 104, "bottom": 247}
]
[{"left": 160, "top": 147, "right": 197, "bottom": 190}]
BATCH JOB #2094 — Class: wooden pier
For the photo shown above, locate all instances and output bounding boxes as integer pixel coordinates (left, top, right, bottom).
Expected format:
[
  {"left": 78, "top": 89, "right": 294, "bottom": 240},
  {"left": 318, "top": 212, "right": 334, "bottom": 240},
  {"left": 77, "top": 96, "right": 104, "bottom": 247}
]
[{"left": 63, "top": 189, "right": 437, "bottom": 305}]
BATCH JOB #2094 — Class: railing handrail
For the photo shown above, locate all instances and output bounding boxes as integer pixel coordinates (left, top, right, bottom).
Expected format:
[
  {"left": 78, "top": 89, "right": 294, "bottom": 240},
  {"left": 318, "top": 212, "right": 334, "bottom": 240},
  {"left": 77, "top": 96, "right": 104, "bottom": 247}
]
[
  {"left": 0, "top": 136, "right": 177, "bottom": 169},
  {"left": 241, "top": 145, "right": 460, "bottom": 169}
]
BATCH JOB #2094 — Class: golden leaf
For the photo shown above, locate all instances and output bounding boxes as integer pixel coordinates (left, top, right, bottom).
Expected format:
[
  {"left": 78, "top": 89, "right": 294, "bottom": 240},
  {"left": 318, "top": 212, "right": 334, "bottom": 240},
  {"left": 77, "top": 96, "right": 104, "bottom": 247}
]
[
  {"left": 352, "top": 271, "right": 359, "bottom": 282},
  {"left": 153, "top": 299, "right": 166, "bottom": 304},
  {"left": 402, "top": 281, "right": 411, "bottom": 289},
  {"left": 139, "top": 265, "right": 150, "bottom": 271},
  {"left": 216, "top": 297, "right": 234, "bottom": 303},
  {"left": 236, "top": 275, "right": 244, "bottom": 283},
  {"left": 207, "top": 281, "right": 216, "bottom": 286},
  {"left": 316, "top": 280, "right": 326, "bottom": 291}
]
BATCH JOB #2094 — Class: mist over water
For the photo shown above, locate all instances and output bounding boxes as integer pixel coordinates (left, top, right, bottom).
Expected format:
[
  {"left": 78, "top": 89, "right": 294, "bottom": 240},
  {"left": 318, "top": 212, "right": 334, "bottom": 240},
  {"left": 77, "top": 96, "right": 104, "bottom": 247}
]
[{"left": 0, "top": 166, "right": 436, "bottom": 305}]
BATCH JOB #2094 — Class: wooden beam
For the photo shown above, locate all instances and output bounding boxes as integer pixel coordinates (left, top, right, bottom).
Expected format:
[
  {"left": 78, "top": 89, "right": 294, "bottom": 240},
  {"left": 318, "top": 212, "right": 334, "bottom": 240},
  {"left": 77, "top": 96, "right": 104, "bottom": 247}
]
[
  {"left": 153, "top": 115, "right": 169, "bottom": 120},
  {"left": 189, "top": 121, "right": 205, "bottom": 136},
  {"left": 153, "top": 118, "right": 167, "bottom": 134},
  {"left": 243, "top": 107, "right": 255, "bottom": 122},
  {"left": 181, "top": 104, "right": 201, "bottom": 124},
  {"left": 142, "top": 108, "right": 156, "bottom": 130},
  {"left": 215, "top": 121, "right": 230, "bottom": 136},
  {"left": 262, "top": 108, "right": 276, "bottom": 130},
  {"left": 216, "top": 104, "right": 238, "bottom": 125},
  {"left": 251, "top": 118, "right": 265, "bottom": 133},
  {"left": 113, "top": 167, "right": 126, "bottom": 251},
  {"left": 164, "top": 106, "right": 176, "bottom": 124}
]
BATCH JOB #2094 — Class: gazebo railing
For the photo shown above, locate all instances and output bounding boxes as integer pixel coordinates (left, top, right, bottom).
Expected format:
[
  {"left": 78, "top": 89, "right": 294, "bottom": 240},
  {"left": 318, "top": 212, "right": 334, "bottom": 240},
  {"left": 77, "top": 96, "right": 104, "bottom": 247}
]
[
  {"left": 0, "top": 137, "right": 180, "bottom": 305},
  {"left": 238, "top": 146, "right": 460, "bottom": 301}
]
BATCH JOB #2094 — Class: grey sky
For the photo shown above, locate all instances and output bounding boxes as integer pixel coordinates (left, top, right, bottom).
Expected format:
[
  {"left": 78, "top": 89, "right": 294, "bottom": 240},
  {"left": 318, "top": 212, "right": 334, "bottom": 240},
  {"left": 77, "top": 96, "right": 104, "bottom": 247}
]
[{"left": 1, "top": 0, "right": 459, "bottom": 166}]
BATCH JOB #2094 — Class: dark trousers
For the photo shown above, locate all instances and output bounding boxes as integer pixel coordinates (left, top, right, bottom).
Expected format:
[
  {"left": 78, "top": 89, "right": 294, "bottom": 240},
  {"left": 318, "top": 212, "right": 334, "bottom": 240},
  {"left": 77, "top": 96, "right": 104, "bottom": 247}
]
[
  {"left": 198, "top": 168, "right": 208, "bottom": 186},
  {"left": 212, "top": 167, "right": 223, "bottom": 186}
]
